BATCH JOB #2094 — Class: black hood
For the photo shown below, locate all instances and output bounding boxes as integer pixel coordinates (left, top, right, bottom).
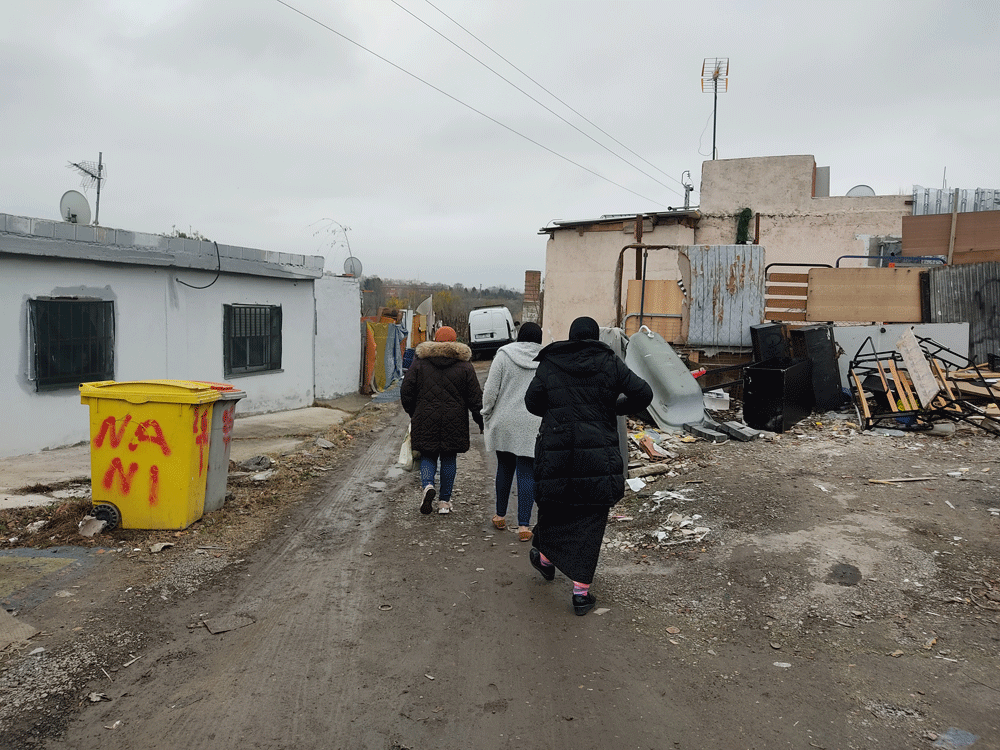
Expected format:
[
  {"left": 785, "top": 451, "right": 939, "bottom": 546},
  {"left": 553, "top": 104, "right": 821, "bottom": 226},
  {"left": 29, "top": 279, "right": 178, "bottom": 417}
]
[{"left": 535, "top": 339, "right": 616, "bottom": 377}]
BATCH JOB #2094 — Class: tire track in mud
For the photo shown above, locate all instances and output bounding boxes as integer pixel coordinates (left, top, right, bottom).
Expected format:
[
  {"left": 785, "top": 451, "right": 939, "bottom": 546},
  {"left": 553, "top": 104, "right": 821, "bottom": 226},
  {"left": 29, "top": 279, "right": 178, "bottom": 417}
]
[{"left": 56, "top": 414, "right": 409, "bottom": 750}]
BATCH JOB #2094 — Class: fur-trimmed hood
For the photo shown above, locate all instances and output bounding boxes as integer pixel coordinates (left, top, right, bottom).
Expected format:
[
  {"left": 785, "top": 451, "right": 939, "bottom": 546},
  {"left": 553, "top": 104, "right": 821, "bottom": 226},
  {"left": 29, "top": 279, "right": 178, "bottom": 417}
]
[{"left": 415, "top": 340, "right": 472, "bottom": 362}]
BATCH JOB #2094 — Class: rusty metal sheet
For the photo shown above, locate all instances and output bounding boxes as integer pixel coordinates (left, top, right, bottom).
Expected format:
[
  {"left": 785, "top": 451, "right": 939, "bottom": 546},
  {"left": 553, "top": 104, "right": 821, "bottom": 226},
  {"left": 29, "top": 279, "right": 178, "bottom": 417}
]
[
  {"left": 928, "top": 262, "right": 1000, "bottom": 364},
  {"left": 687, "top": 245, "right": 765, "bottom": 348}
]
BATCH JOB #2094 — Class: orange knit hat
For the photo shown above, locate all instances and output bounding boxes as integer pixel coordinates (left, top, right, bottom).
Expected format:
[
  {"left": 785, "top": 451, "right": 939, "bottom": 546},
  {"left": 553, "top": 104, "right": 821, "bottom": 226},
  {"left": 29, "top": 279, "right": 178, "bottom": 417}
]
[{"left": 434, "top": 326, "right": 457, "bottom": 342}]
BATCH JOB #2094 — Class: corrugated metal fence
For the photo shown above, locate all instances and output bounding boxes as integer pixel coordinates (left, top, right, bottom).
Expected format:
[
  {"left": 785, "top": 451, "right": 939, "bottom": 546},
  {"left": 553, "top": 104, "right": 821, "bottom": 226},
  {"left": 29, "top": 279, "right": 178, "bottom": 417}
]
[
  {"left": 928, "top": 262, "right": 1000, "bottom": 363},
  {"left": 687, "top": 244, "right": 765, "bottom": 349}
]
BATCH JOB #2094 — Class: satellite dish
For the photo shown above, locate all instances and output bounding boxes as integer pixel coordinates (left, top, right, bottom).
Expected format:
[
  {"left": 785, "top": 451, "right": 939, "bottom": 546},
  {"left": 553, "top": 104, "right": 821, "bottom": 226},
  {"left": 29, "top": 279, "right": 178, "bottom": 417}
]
[
  {"left": 845, "top": 184, "right": 876, "bottom": 198},
  {"left": 59, "top": 190, "right": 91, "bottom": 224},
  {"left": 343, "top": 256, "right": 363, "bottom": 277}
]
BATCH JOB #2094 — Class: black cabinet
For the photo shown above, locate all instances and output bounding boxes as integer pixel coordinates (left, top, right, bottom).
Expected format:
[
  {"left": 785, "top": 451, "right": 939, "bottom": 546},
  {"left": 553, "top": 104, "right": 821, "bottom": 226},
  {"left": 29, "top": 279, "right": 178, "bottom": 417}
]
[{"left": 743, "top": 357, "right": 814, "bottom": 433}]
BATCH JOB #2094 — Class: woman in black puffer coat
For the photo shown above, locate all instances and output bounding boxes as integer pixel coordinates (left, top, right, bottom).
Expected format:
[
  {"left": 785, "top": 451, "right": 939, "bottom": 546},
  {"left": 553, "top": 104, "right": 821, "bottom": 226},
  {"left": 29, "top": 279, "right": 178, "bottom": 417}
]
[
  {"left": 400, "top": 326, "right": 483, "bottom": 515},
  {"left": 524, "top": 316, "right": 652, "bottom": 615}
]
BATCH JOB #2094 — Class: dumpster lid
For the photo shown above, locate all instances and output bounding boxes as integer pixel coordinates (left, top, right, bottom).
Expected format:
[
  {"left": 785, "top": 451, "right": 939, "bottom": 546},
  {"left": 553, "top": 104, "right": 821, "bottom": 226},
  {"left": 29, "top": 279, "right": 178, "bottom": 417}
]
[
  {"left": 192, "top": 381, "right": 247, "bottom": 399},
  {"left": 79, "top": 380, "right": 222, "bottom": 405},
  {"left": 194, "top": 380, "right": 238, "bottom": 391}
]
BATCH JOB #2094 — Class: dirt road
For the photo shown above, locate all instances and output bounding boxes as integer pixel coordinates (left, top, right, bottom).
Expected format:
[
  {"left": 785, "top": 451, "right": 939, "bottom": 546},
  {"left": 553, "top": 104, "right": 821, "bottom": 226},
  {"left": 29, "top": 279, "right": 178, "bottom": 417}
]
[{"left": 3, "top": 361, "right": 999, "bottom": 749}]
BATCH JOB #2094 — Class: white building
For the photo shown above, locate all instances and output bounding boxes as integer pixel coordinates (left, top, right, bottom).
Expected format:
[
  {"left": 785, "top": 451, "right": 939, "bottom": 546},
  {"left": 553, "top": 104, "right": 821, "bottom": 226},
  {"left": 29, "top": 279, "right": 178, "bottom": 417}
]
[{"left": 1, "top": 213, "right": 361, "bottom": 459}]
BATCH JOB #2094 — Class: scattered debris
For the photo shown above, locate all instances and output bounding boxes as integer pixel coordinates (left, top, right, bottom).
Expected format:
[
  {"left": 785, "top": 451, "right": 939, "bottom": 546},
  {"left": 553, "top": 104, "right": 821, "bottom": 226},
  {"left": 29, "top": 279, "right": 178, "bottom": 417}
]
[
  {"left": 77, "top": 516, "right": 107, "bottom": 538},
  {"left": 239, "top": 455, "right": 275, "bottom": 471},
  {"left": 104, "top": 720, "right": 122, "bottom": 730},
  {"left": 314, "top": 438, "right": 335, "bottom": 449},
  {"left": 625, "top": 477, "right": 646, "bottom": 492},
  {"left": 201, "top": 614, "right": 255, "bottom": 635},
  {"left": 87, "top": 692, "right": 110, "bottom": 703},
  {"left": 251, "top": 470, "right": 276, "bottom": 482},
  {"left": 932, "top": 727, "right": 979, "bottom": 748},
  {"left": 868, "top": 476, "right": 936, "bottom": 485},
  {"left": 149, "top": 542, "right": 175, "bottom": 553}
]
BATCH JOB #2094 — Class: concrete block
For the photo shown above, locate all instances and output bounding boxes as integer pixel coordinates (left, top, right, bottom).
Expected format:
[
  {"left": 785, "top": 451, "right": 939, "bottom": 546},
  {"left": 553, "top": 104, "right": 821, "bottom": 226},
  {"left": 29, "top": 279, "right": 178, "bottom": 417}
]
[
  {"left": 31, "top": 220, "right": 55, "bottom": 238},
  {"left": 6, "top": 215, "right": 32, "bottom": 234},
  {"left": 683, "top": 422, "right": 728, "bottom": 443},
  {"left": 53, "top": 222, "right": 77, "bottom": 240},
  {"left": 718, "top": 420, "right": 762, "bottom": 442}
]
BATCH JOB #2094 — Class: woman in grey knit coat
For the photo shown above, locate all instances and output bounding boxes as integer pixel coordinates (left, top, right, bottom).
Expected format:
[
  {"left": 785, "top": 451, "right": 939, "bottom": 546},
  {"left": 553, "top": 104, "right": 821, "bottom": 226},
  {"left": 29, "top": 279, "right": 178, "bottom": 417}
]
[{"left": 481, "top": 322, "right": 543, "bottom": 541}]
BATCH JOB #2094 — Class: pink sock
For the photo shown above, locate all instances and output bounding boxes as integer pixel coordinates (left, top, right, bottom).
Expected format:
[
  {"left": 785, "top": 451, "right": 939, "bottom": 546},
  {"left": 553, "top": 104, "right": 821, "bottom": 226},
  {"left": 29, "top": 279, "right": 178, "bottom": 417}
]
[
  {"left": 539, "top": 552, "right": 553, "bottom": 567},
  {"left": 573, "top": 581, "right": 590, "bottom": 596}
]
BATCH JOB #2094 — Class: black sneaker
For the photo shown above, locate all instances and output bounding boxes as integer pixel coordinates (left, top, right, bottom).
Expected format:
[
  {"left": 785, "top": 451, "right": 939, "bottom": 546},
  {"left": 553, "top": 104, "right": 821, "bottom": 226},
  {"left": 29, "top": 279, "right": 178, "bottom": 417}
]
[
  {"left": 529, "top": 548, "right": 555, "bottom": 581},
  {"left": 419, "top": 485, "right": 435, "bottom": 515},
  {"left": 572, "top": 593, "right": 596, "bottom": 616}
]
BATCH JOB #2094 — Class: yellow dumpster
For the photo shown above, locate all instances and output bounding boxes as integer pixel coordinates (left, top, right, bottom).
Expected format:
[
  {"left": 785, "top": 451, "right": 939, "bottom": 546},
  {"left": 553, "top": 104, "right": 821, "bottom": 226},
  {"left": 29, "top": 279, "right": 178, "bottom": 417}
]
[{"left": 79, "top": 380, "right": 221, "bottom": 530}]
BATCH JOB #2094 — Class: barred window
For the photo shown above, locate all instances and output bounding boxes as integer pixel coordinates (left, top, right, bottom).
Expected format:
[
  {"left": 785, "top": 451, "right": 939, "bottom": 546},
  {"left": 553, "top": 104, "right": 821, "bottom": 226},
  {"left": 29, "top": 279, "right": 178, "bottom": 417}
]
[
  {"left": 29, "top": 298, "right": 115, "bottom": 391},
  {"left": 224, "top": 304, "right": 282, "bottom": 376}
]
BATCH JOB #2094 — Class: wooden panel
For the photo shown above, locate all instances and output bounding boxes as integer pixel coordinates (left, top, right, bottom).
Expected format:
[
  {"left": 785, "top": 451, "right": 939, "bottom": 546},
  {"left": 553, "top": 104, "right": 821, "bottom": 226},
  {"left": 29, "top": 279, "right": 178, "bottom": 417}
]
[
  {"left": 766, "top": 298, "right": 808, "bottom": 309},
  {"left": 624, "top": 279, "right": 684, "bottom": 341},
  {"left": 950, "top": 248, "right": 1000, "bottom": 265},
  {"left": 767, "top": 273, "right": 810, "bottom": 283},
  {"left": 903, "top": 212, "right": 1000, "bottom": 257},
  {"left": 765, "top": 285, "right": 809, "bottom": 296},
  {"left": 895, "top": 328, "right": 940, "bottom": 406},
  {"left": 806, "top": 268, "right": 923, "bottom": 322},
  {"left": 766, "top": 310, "right": 807, "bottom": 321}
]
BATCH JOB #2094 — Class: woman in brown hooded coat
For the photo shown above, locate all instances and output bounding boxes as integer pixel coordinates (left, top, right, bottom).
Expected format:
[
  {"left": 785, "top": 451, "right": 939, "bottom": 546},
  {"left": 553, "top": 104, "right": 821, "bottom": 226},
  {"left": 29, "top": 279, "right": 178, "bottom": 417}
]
[{"left": 400, "top": 326, "right": 484, "bottom": 515}]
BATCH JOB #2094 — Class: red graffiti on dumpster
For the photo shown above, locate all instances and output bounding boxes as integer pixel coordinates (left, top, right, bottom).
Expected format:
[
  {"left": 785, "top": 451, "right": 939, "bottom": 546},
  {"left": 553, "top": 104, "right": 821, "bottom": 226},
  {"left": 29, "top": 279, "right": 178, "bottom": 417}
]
[
  {"left": 222, "top": 405, "right": 235, "bottom": 448},
  {"left": 129, "top": 420, "right": 172, "bottom": 455},
  {"left": 102, "top": 457, "right": 139, "bottom": 494},
  {"left": 193, "top": 406, "right": 211, "bottom": 475},
  {"left": 94, "top": 412, "right": 175, "bottom": 507},
  {"left": 93, "top": 415, "right": 132, "bottom": 448}
]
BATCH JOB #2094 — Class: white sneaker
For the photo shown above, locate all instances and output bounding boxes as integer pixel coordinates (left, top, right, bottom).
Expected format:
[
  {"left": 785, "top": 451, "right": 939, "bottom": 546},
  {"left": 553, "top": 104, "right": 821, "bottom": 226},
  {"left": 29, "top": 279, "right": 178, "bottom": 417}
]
[
  {"left": 437, "top": 501, "right": 452, "bottom": 514},
  {"left": 420, "top": 485, "right": 435, "bottom": 515}
]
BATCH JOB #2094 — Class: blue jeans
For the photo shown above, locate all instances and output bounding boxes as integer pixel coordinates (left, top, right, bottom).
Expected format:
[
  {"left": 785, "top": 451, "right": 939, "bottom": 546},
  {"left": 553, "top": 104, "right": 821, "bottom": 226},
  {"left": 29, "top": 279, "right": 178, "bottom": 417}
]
[
  {"left": 495, "top": 451, "right": 536, "bottom": 527},
  {"left": 419, "top": 451, "right": 457, "bottom": 501}
]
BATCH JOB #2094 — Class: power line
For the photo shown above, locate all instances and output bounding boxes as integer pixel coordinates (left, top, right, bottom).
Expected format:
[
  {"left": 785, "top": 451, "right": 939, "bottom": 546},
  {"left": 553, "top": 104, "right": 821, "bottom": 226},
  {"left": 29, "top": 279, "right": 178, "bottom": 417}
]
[
  {"left": 390, "top": 0, "right": 683, "bottom": 199},
  {"left": 420, "top": 0, "right": 689, "bottom": 192},
  {"left": 273, "top": 0, "right": 668, "bottom": 208}
]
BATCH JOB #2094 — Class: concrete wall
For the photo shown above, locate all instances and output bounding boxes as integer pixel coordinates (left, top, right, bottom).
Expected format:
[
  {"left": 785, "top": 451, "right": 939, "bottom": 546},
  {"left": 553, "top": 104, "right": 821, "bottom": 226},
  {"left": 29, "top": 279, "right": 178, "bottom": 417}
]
[
  {"left": 696, "top": 156, "right": 910, "bottom": 269},
  {"left": 541, "top": 219, "right": 695, "bottom": 343},
  {"left": 315, "top": 274, "right": 362, "bottom": 399},
  {"left": 2, "top": 255, "right": 321, "bottom": 458},
  {"left": 538, "top": 156, "right": 912, "bottom": 347}
]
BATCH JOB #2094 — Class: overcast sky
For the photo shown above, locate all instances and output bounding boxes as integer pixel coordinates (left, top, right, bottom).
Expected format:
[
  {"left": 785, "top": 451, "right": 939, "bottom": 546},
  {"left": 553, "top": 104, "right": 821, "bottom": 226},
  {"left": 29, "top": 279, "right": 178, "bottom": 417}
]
[{"left": 3, "top": 1, "right": 997, "bottom": 289}]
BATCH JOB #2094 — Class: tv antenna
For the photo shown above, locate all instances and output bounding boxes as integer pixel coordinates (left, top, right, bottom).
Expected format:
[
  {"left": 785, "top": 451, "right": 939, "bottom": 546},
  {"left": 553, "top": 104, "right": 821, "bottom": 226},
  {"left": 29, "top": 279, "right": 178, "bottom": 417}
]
[
  {"left": 59, "top": 190, "right": 92, "bottom": 225},
  {"left": 681, "top": 170, "right": 694, "bottom": 209},
  {"left": 67, "top": 152, "right": 105, "bottom": 225},
  {"left": 701, "top": 58, "right": 729, "bottom": 160}
]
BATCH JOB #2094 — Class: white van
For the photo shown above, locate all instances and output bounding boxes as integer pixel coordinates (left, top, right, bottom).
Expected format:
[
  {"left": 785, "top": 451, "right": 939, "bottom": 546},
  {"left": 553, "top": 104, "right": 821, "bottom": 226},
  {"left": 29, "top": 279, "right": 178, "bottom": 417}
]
[{"left": 468, "top": 306, "right": 516, "bottom": 360}]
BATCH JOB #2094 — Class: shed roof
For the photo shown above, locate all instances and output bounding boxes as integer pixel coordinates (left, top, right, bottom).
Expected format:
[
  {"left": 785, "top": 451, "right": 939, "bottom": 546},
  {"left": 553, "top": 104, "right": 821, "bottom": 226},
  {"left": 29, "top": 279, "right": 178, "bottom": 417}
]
[
  {"left": 538, "top": 209, "right": 700, "bottom": 235},
  {"left": 0, "top": 212, "right": 324, "bottom": 280}
]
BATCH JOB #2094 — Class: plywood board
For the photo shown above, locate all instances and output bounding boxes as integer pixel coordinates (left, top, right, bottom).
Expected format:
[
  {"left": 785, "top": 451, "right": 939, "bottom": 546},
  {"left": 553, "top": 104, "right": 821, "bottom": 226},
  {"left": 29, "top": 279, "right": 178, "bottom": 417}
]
[
  {"left": 806, "top": 268, "right": 923, "bottom": 322},
  {"left": 895, "top": 328, "right": 939, "bottom": 407},
  {"left": 624, "top": 279, "right": 684, "bottom": 341},
  {"left": 902, "top": 212, "right": 1000, "bottom": 257}
]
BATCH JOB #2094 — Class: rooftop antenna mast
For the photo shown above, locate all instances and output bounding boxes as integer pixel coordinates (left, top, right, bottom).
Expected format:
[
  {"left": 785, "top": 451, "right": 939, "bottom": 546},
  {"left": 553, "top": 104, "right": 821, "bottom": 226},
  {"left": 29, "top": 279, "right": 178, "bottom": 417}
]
[
  {"left": 681, "top": 170, "right": 694, "bottom": 209},
  {"left": 67, "top": 152, "right": 105, "bottom": 225},
  {"left": 701, "top": 58, "right": 729, "bottom": 160}
]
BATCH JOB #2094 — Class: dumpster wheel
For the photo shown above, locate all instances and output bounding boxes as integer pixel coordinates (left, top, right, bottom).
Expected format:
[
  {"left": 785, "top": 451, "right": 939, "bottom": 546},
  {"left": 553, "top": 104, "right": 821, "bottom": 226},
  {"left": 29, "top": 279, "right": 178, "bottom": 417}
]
[{"left": 92, "top": 503, "right": 121, "bottom": 531}]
